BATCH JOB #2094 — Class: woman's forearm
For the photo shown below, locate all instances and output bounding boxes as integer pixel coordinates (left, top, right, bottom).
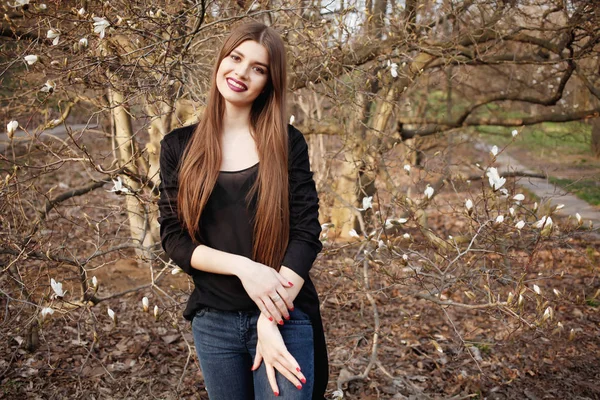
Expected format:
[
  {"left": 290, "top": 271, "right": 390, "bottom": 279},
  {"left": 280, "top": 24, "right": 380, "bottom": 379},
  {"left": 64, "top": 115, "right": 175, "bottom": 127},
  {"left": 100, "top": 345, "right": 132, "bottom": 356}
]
[{"left": 190, "top": 244, "right": 249, "bottom": 277}]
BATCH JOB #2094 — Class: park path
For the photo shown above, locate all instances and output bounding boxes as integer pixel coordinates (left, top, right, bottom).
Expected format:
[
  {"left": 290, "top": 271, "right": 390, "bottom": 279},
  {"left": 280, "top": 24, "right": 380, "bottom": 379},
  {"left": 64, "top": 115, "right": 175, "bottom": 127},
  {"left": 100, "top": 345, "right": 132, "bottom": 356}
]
[
  {"left": 475, "top": 142, "right": 600, "bottom": 239},
  {"left": 0, "top": 124, "right": 97, "bottom": 153}
]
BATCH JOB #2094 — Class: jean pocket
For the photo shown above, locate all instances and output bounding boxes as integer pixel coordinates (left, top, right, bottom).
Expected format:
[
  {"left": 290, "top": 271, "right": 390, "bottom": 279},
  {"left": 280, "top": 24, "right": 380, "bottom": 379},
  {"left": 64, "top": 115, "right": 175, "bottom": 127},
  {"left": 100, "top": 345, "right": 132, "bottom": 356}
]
[
  {"left": 194, "top": 307, "right": 208, "bottom": 319},
  {"left": 286, "top": 306, "right": 312, "bottom": 325}
]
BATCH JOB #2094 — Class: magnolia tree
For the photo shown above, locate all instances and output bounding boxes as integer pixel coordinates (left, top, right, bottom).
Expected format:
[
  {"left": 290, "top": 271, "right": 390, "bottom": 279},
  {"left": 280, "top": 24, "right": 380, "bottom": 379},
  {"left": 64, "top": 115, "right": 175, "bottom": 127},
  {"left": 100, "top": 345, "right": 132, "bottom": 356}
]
[{"left": 1, "top": 0, "right": 599, "bottom": 397}]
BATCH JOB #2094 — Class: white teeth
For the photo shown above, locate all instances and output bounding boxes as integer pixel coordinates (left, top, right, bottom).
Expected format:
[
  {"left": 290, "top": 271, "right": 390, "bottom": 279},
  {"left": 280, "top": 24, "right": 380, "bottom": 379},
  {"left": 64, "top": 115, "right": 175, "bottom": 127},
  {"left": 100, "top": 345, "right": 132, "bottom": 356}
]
[{"left": 227, "top": 79, "right": 246, "bottom": 90}]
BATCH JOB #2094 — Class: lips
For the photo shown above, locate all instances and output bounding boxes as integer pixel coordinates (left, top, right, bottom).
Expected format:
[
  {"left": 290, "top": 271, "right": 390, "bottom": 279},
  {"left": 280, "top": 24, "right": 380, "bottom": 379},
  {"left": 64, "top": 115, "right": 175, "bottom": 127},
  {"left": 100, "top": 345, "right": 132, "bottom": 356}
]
[{"left": 226, "top": 77, "right": 248, "bottom": 92}]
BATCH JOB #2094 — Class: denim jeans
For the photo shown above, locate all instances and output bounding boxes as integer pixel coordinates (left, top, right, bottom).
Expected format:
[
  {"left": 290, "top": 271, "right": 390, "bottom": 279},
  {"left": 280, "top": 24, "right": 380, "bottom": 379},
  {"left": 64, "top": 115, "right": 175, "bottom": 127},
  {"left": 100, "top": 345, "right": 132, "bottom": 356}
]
[{"left": 192, "top": 306, "right": 314, "bottom": 399}]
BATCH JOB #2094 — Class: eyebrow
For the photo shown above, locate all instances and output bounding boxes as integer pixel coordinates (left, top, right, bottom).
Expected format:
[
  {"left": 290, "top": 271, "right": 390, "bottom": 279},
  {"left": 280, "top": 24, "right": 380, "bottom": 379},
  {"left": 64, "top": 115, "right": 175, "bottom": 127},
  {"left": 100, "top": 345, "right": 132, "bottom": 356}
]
[{"left": 231, "top": 50, "right": 269, "bottom": 69}]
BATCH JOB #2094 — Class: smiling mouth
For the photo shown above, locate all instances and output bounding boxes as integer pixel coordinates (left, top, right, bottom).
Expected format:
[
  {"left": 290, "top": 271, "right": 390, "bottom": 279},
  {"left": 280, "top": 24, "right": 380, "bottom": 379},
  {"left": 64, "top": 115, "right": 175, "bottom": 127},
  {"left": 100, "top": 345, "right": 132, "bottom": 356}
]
[{"left": 226, "top": 78, "right": 248, "bottom": 91}]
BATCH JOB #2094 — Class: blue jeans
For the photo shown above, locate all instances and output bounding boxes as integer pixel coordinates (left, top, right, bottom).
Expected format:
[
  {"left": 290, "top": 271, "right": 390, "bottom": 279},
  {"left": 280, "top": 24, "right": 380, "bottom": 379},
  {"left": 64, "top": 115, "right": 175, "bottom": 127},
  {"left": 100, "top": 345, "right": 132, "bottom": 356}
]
[{"left": 192, "top": 306, "right": 315, "bottom": 399}]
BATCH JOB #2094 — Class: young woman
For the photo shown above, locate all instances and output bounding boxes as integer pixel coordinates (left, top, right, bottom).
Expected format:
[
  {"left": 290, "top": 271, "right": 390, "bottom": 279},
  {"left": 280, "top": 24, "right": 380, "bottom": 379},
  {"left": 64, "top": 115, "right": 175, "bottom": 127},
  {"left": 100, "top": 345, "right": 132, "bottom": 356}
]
[{"left": 157, "top": 22, "right": 328, "bottom": 399}]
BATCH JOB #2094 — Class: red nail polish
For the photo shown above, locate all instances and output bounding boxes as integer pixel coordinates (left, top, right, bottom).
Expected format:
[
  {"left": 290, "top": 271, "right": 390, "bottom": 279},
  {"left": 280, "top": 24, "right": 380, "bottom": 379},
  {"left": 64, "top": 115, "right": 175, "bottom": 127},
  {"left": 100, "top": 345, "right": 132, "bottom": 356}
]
[
  {"left": 268, "top": 316, "right": 273, "bottom": 322},
  {"left": 278, "top": 320, "right": 284, "bottom": 325},
  {"left": 274, "top": 392, "right": 279, "bottom": 397},
  {"left": 300, "top": 377, "right": 306, "bottom": 384},
  {"left": 290, "top": 307, "right": 295, "bottom": 311},
  {"left": 285, "top": 315, "right": 290, "bottom": 320},
  {"left": 296, "top": 367, "right": 301, "bottom": 372},
  {"left": 288, "top": 281, "right": 294, "bottom": 287},
  {"left": 296, "top": 384, "right": 302, "bottom": 390}
]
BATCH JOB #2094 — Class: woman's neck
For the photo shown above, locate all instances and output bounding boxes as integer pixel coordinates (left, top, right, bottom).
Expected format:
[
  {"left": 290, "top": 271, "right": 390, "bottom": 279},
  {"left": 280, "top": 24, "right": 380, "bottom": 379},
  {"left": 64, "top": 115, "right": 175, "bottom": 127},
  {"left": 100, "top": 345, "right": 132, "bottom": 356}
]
[{"left": 223, "top": 103, "right": 252, "bottom": 134}]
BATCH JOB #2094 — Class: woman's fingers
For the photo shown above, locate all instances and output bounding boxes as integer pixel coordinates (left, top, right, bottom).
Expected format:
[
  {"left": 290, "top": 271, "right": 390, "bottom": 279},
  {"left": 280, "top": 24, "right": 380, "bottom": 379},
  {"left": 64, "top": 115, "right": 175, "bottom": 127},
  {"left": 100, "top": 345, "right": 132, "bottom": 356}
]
[
  {"left": 265, "top": 363, "right": 280, "bottom": 396},
  {"left": 251, "top": 346, "right": 263, "bottom": 371},
  {"left": 261, "top": 298, "right": 283, "bottom": 324},
  {"left": 276, "top": 272, "right": 294, "bottom": 289}
]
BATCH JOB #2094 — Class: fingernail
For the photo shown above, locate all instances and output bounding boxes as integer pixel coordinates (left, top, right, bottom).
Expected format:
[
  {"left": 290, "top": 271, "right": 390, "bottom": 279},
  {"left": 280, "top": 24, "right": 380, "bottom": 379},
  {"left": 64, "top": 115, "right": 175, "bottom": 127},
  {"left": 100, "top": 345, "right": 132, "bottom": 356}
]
[
  {"left": 300, "top": 377, "right": 306, "bottom": 384},
  {"left": 278, "top": 320, "right": 284, "bottom": 325},
  {"left": 296, "top": 367, "right": 301, "bottom": 372},
  {"left": 288, "top": 281, "right": 294, "bottom": 287},
  {"left": 290, "top": 307, "right": 295, "bottom": 311},
  {"left": 274, "top": 391, "right": 279, "bottom": 397},
  {"left": 268, "top": 316, "right": 273, "bottom": 322},
  {"left": 285, "top": 315, "right": 290, "bottom": 320},
  {"left": 296, "top": 384, "right": 302, "bottom": 390},
  {"left": 250, "top": 366, "right": 255, "bottom": 371}
]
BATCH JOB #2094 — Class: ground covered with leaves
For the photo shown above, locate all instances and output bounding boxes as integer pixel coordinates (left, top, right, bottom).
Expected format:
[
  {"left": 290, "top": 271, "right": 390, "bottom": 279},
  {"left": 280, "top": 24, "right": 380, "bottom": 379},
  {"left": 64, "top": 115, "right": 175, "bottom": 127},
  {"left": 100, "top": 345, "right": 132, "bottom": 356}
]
[{"left": 1, "top": 132, "right": 599, "bottom": 399}]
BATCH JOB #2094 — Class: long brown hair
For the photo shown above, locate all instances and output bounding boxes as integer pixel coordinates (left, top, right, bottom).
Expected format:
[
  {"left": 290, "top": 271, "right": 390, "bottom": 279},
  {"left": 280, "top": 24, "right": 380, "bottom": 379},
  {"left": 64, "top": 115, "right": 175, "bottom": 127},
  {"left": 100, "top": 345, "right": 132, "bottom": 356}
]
[{"left": 177, "top": 22, "right": 289, "bottom": 270}]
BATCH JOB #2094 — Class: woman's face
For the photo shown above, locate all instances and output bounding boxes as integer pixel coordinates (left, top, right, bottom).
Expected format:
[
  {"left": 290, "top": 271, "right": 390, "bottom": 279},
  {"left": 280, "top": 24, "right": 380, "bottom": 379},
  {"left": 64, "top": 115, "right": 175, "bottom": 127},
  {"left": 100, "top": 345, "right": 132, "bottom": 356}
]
[{"left": 216, "top": 40, "right": 270, "bottom": 109}]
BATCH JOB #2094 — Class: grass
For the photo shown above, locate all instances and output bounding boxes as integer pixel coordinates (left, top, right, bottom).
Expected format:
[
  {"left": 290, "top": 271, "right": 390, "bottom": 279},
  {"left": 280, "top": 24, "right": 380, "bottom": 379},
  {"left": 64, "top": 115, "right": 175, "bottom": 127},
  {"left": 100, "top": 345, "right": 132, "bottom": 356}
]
[
  {"left": 476, "top": 121, "right": 592, "bottom": 156},
  {"left": 549, "top": 177, "right": 600, "bottom": 206}
]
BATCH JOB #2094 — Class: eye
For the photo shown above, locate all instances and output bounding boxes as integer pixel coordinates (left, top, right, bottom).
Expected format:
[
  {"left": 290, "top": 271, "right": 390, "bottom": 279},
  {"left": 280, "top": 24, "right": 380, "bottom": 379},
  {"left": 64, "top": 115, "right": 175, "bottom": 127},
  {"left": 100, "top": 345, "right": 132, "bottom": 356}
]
[
  {"left": 253, "top": 66, "right": 266, "bottom": 74},
  {"left": 230, "top": 54, "right": 241, "bottom": 61}
]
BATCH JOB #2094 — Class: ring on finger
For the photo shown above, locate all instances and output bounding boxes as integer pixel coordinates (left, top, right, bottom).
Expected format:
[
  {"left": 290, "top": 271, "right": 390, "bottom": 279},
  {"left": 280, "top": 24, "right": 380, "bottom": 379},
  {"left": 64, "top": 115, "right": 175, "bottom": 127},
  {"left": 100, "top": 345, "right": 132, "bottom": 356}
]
[{"left": 270, "top": 294, "right": 282, "bottom": 302}]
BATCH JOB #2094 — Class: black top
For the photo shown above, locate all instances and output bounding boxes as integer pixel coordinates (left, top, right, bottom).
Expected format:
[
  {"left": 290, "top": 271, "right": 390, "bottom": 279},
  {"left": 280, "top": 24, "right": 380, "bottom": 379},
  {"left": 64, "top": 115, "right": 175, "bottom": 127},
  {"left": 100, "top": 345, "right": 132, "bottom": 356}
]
[{"left": 157, "top": 124, "right": 328, "bottom": 399}]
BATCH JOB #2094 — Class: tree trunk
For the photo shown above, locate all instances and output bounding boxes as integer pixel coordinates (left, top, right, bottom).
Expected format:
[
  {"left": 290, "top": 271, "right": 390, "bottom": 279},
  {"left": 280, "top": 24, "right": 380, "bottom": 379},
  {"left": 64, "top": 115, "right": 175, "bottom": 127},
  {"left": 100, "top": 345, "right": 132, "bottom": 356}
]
[
  {"left": 108, "top": 87, "right": 155, "bottom": 260},
  {"left": 592, "top": 118, "right": 600, "bottom": 158}
]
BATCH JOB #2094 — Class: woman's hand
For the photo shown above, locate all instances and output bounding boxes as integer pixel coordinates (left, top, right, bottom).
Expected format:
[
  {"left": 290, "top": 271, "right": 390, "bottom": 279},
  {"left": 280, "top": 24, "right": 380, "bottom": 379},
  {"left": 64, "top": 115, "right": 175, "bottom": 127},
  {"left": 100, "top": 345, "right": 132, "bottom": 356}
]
[
  {"left": 252, "top": 315, "right": 306, "bottom": 395},
  {"left": 236, "top": 259, "right": 294, "bottom": 323}
]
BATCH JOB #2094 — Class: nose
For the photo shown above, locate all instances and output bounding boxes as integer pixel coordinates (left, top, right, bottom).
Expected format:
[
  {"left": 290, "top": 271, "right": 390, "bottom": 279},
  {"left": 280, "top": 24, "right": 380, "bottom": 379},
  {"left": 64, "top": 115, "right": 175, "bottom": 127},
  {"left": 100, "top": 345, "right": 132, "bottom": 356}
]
[{"left": 234, "top": 64, "right": 249, "bottom": 79}]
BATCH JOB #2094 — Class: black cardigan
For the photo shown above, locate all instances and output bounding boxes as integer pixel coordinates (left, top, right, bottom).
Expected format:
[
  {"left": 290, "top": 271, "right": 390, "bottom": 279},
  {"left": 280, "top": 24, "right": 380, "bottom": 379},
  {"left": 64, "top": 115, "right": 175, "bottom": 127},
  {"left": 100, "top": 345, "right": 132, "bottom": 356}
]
[{"left": 157, "top": 123, "right": 328, "bottom": 399}]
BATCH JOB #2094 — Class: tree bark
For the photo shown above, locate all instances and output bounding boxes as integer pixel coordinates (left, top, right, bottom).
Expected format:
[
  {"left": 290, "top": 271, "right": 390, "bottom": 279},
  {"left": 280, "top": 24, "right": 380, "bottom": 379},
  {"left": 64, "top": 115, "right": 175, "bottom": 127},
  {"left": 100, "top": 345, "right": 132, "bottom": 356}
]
[{"left": 592, "top": 118, "right": 600, "bottom": 158}]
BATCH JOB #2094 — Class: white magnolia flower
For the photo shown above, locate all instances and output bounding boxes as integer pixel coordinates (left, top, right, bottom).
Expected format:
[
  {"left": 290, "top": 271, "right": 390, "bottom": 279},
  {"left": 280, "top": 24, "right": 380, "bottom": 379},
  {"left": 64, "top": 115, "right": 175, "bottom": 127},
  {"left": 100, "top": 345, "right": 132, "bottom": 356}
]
[
  {"left": 465, "top": 199, "right": 473, "bottom": 213},
  {"left": 509, "top": 207, "right": 515, "bottom": 217},
  {"left": 575, "top": 213, "right": 582, "bottom": 225},
  {"left": 348, "top": 229, "right": 359, "bottom": 238},
  {"left": 7, "top": 120, "right": 19, "bottom": 139},
  {"left": 41, "top": 80, "right": 55, "bottom": 93},
  {"left": 486, "top": 167, "right": 506, "bottom": 191},
  {"left": 518, "top": 294, "right": 524, "bottom": 306},
  {"left": 78, "top": 7, "right": 86, "bottom": 16},
  {"left": 495, "top": 215, "right": 504, "bottom": 224},
  {"left": 108, "top": 176, "right": 130, "bottom": 194},
  {"left": 553, "top": 288, "right": 561, "bottom": 297},
  {"left": 50, "top": 278, "right": 65, "bottom": 298},
  {"left": 513, "top": 194, "right": 525, "bottom": 202},
  {"left": 507, "top": 292, "right": 514, "bottom": 304},
  {"left": 332, "top": 389, "right": 344, "bottom": 399},
  {"left": 79, "top": 37, "right": 88, "bottom": 48},
  {"left": 490, "top": 145, "right": 499, "bottom": 157},
  {"left": 171, "top": 267, "right": 183, "bottom": 275},
  {"left": 107, "top": 308, "right": 116, "bottom": 322},
  {"left": 385, "top": 218, "right": 407, "bottom": 229},
  {"left": 93, "top": 17, "right": 111, "bottom": 39},
  {"left": 47, "top": 29, "right": 60, "bottom": 46},
  {"left": 533, "top": 202, "right": 539, "bottom": 211},
  {"left": 424, "top": 185, "right": 434, "bottom": 199},
  {"left": 321, "top": 222, "right": 334, "bottom": 230},
  {"left": 534, "top": 215, "right": 552, "bottom": 229},
  {"left": 403, "top": 164, "right": 411, "bottom": 174},
  {"left": 533, "top": 284, "right": 541, "bottom": 295},
  {"left": 402, "top": 254, "right": 408, "bottom": 261},
  {"left": 512, "top": 129, "right": 519, "bottom": 137},
  {"left": 542, "top": 307, "right": 553, "bottom": 322},
  {"left": 38, "top": 3, "right": 47, "bottom": 10},
  {"left": 402, "top": 233, "right": 411, "bottom": 240},
  {"left": 154, "top": 305, "right": 159, "bottom": 319},
  {"left": 8, "top": 0, "right": 29, "bottom": 8},
  {"left": 91, "top": 276, "right": 98, "bottom": 289},
  {"left": 24, "top": 55, "right": 39, "bottom": 65},
  {"left": 289, "top": 115, "right": 295, "bottom": 125},
  {"left": 387, "top": 60, "right": 398, "bottom": 78},
  {"left": 555, "top": 204, "right": 565, "bottom": 210},
  {"left": 377, "top": 240, "right": 387, "bottom": 250},
  {"left": 359, "top": 196, "right": 373, "bottom": 211},
  {"left": 40, "top": 307, "right": 54, "bottom": 320},
  {"left": 515, "top": 220, "right": 525, "bottom": 230},
  {"left": 142, "top": 297, "right": 149, "bottom": 312}
]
